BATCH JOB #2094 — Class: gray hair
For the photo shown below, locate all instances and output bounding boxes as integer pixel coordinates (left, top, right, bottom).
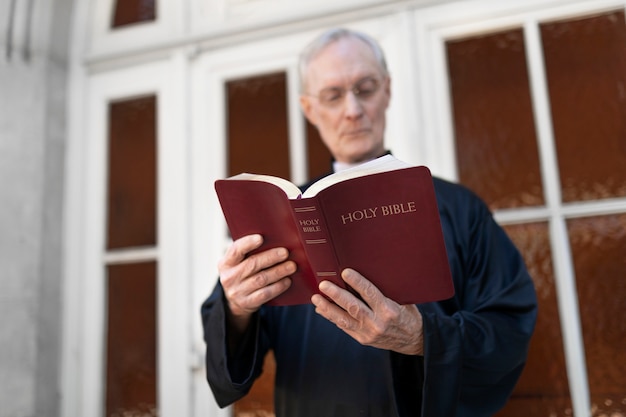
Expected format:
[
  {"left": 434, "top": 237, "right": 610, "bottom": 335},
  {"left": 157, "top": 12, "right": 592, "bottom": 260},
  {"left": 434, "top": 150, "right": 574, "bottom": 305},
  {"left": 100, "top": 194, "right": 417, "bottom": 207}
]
[{"left": 298, "top": 28, "right": 389, "bottom": 92}]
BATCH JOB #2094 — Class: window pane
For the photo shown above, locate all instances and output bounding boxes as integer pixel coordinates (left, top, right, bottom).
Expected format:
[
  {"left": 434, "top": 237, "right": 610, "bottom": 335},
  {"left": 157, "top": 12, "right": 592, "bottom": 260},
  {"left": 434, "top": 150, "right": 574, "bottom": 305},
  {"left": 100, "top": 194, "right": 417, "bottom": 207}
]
[
  {"left": 107, "top": 95, "right": 158, "bottom": 250},
  {"left": 496, "top": 222, "right": 573, "bottom": 416},
  {"left": 306, "top": 119, "right": 332, "bottom": 180},
  {"left": 227, "top": 72, "right": 291, "bottom": 179},
  {"left": 568, "top": 214, "right": 626, "bottom": 415},
  {"left": 106, "top": 262, "right": 158, "bottom": 417},
  {"left": 227, "top": 72, "right": 289, "bottom": 416},
  {"left": 111, "top": 0, "right": 156, "bottom": 28},
  {"left": 447, "top": 28, "right": 544, "bottom": 210},
  {"left": 226, "top": 72, "right": 333, "bottom": 417},
  {"left": 542, "top": 11, "right": 626, "bottom": 202}
]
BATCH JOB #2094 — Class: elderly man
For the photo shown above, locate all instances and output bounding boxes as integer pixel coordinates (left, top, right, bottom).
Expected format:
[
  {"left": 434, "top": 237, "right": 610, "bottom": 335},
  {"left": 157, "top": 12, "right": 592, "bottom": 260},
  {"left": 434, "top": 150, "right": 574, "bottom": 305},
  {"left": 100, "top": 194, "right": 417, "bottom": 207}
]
[{"left": 201, "top": 28, "right": 537, "bottom": 417}]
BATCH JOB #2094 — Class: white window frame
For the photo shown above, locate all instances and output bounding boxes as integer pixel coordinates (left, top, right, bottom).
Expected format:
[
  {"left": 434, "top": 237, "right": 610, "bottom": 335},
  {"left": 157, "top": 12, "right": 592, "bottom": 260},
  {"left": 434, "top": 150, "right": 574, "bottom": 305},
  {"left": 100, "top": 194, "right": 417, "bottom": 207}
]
[
  {"left": 62, "top": 56, "right": 195, "bottom": 416},
  {"left": 413, "top": 1, "right": 626, "bottom": 416},
  {"left": 188, "top": 36, "right": 310, "bottom": 417},
  {"left": 187, "top": 15, "right": 419, "bottom": 415}
]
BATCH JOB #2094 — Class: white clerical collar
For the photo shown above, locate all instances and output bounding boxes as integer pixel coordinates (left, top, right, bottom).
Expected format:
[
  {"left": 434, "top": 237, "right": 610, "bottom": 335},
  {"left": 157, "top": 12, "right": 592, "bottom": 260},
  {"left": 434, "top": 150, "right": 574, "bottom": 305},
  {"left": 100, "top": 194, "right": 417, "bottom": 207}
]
[
  {"left": 332, "top": 152, "right": 391, "bottom": 173},
  {"left": 333, "top": 160, "right": 366, "bottom": 172}
]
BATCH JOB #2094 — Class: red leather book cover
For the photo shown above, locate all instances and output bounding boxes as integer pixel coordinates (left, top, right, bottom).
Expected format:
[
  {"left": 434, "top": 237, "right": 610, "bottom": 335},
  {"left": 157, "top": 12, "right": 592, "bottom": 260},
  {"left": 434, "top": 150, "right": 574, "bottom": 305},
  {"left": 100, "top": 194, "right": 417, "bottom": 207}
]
[
  {"left": 214, "top": 180, "right": 319, "bottom": 305},
  {"left": 312, "top": 167, "right": 453, "bottom": 304},
  {"left": 215, "top": 164, "right": 454, "bottom": 306}
]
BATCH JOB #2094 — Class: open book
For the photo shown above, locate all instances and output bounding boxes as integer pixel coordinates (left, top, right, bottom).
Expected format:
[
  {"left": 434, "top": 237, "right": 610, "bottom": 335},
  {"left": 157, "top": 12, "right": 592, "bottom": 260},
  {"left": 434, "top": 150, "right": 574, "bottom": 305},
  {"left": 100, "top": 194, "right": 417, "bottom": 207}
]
[{"left": 214, "top": 154, "right": 454, "bottom": 306}]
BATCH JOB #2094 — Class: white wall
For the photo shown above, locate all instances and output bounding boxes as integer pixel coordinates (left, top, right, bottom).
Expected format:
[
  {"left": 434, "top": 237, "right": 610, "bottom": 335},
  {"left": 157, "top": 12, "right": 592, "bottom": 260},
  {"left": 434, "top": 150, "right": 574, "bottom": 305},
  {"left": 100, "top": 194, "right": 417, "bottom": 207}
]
[{"left": 0, "top": 0, "right": 73, "bottom": 416}]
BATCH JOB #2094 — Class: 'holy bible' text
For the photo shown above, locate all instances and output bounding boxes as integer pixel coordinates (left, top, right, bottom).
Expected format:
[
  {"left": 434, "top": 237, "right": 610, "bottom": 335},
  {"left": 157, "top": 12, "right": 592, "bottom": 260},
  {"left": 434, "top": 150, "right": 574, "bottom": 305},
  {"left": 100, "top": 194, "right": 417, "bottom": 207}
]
[{"left": 340, "top": 201, "right": 417, "bottom": 225}]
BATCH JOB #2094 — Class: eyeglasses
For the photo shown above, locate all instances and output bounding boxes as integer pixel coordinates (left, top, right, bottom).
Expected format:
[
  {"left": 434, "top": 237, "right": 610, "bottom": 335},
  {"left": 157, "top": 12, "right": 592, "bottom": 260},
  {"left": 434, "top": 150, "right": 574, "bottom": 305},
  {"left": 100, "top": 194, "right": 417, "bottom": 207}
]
[{"left": 306, "top": 76, "right": 382, "bottom": 108}]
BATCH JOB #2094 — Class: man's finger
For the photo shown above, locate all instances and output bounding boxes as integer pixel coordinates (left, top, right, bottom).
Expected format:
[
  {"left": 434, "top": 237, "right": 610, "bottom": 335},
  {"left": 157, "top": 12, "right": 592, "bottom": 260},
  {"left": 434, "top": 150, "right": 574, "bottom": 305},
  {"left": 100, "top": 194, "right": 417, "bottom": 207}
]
[
  {"left": 341, "top": 268, "right": 384, "bottom": 304},
  {"left": 316, "top": 278, "right": 372, "bottom": 324},
  {"left": 224, "top": 234, "right": 263, "bottom": 265}
]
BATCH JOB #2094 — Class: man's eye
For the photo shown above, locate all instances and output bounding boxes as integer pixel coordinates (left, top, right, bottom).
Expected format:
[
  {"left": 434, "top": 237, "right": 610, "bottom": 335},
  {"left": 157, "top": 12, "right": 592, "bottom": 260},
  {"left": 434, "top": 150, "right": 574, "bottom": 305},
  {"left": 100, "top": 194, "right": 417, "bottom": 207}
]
[
  {"left": 319, "top": 89, "right": 342, "bottom": 103},
  {"left": 355, "top": 80, "right": 378, "bottom": 97}
]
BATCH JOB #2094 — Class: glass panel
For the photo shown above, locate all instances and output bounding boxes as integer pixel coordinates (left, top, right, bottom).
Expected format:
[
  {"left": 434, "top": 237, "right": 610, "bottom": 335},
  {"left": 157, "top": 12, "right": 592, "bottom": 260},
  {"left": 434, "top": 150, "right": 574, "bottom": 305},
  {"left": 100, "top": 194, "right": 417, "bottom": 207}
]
[
  {"left": 446, "top": 28, "right": 544, "bottom": 210},
  {"left": 111, "top": 0, "right": 156, "bottom": 28},
  {"left": 496, "top": 223, "right": 573, "bottom": 416},
  {"left": 226, "top": 73, "right": 333, "bottom": 417},
  {"left": 227, "top": 72, "right": 289, "bottom": 416},
  {"left": 568, "top": 214, "right": 626, "bottom": 416},
  {"left": 106, "top": 262, "right": 158, "bottom": 417},
  {"left": 541, "top": 11, "right": 626, "bottom": 202},
  {"left": 227, "top": 72, "right": 291, "bottom": 179},
  {"left": 107, "top": 95, "right": 158, "bottom": 250},
  {"left": 306, "top": 119, "right": 332, "bottom": 180}
]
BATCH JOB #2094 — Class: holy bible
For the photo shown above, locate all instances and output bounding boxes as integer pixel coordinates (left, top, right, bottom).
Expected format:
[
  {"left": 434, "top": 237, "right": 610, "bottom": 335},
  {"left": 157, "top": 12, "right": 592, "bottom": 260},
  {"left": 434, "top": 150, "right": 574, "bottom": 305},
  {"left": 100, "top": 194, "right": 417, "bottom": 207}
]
[{"left": 214, "top": 155, "right": 454, "bottom": 306}]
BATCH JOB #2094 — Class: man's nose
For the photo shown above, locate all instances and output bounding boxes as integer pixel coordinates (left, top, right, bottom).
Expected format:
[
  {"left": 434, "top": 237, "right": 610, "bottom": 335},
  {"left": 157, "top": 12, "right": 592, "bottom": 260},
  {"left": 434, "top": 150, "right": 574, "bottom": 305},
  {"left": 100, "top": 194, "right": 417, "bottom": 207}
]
[{"left": 343, "top": 91, "right": 364, "bottom": 118}]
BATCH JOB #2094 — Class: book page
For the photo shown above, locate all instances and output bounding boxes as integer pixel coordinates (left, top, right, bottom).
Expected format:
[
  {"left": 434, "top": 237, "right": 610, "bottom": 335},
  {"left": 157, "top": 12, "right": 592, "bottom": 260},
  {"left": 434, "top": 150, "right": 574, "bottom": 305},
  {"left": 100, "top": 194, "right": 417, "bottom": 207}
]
[
  {"left": 302, "top": 154, "right": 413, "bottom": 197},
  {"left": 225, "top": 173, "right": 302, "bottom": 199}
]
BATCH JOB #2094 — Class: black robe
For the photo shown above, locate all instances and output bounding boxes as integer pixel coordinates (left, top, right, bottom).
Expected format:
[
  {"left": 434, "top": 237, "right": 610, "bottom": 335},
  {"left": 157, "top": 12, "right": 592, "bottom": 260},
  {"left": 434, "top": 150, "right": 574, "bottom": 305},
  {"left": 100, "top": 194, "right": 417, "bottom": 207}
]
[{"left": 201, "top": 175, "right": 538, "bottom": 417}]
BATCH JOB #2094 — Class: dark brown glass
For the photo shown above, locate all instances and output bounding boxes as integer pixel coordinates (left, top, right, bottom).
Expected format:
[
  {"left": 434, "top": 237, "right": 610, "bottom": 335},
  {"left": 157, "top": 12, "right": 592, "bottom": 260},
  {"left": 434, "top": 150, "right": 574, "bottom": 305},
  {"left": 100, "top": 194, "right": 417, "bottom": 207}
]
[
  {"left": 306, "top": 119, "right": 332, "bottom": 180},
  {"left": 496, "top": 223, "right": 573, "bottom": 416},
  {"left": 541, "top": 11, "right": 626, "bottom": 203},
  {"left": 111, "top": 0, "right": 156, "bottom": 28},
  {"left": 107, "top": 95, "right": 158, "bottom": 250},
  {"left": 226, "top": 71, "right": 333, "bottom": 416},
  {"left": 447, "top": 28, "right": 544, "bottom": 210},
  {"left": 227, "top": 72, "right": 290, "bottom": 416},
  {"left": 105, "top": 262, "right": 158, "bottom": 417},
  {"left": 227, "top": 72, "right": 291, "bottom": 179},
  {"left": 568, "top": 214, "right": 626, "bottom": 415}
]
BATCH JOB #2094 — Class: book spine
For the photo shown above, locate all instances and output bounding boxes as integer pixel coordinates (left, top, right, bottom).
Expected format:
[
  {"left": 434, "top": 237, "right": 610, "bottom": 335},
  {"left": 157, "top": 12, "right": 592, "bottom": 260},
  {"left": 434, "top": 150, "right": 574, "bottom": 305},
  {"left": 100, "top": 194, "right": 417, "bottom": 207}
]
[{"left": 290, "top": 198, "right": 344, "bottom": 289}]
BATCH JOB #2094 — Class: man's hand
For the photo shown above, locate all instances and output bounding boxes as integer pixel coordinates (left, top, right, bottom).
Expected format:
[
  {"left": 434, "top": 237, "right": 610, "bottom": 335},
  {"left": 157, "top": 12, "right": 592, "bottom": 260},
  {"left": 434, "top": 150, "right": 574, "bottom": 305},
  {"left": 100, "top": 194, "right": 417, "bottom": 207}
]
[
  {"left": 311, "top": 268, "right": 424, "bottom": 356},
  {"left": 219, "top": 234, "right": 296, "bottom": 336}
]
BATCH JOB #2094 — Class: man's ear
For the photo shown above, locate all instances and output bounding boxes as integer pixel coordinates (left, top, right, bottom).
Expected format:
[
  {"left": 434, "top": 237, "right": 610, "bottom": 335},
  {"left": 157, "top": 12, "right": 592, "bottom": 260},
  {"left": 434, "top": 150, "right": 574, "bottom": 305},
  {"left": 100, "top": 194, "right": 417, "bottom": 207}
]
[{"left": 299, "top": 95, "right": 317, "bottom": 126}]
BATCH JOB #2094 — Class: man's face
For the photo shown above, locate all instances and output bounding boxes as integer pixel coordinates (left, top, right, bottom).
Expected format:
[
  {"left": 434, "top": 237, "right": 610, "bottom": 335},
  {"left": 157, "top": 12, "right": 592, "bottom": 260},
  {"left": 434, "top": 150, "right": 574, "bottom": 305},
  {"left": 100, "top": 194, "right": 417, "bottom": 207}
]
[{"left": 299, "top": 37, "right": 391, "bottom": 164}]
